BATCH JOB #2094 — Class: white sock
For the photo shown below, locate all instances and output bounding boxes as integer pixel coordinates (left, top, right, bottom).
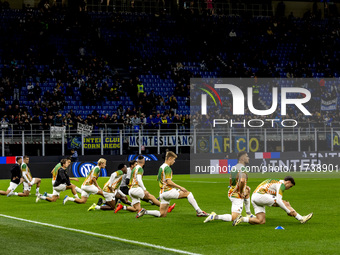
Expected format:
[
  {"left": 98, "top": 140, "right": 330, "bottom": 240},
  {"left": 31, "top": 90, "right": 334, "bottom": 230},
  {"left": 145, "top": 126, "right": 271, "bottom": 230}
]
[
  {"left": 13, "top": 192, "right": 18, "bottom": 196},
  {"left": 145, "top": 210, "right": 161, "bottom": 217},
  {"left": 242, "top": 217, "right": 249, "bottom": 223},
  {"left": 75, "top": 187, "right": 82, "bottom": 193},
  {"left": 36, "top": 188, "right": 40, "bottom": 194},
  {"left": 123, "top": 206, "right": 127, "bottom": 210},
  {"left": 41, "top": 196, "right": 47, "bottom": 200},
  {"left": 47, "top": 193, "right": 53, "bottom": 198},
  {"left": 68, "top": 197, "right": 75, "bottom": 202},
  {"left": 74, "top": 194, "right": 79, "bottom": 199},
  {"left": 95, "top": 205, "right": 101, "bottom": 210},
  {"left": 244, "top": 198, "right": 251, "bottom": 214},
  {"left": 295, "top": 213, "right": 303, "bottom": 221},
  {"left": 187, "top": 192, "right": 201, "bottom": 212},
  {"left": 216, "top": 214, "right": 232, "bottom": 222}
]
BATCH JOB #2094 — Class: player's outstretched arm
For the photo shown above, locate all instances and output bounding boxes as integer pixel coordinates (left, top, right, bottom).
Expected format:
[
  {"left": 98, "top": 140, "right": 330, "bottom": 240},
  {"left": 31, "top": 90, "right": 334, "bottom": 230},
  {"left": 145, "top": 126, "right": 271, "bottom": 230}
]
[{"left": 166, "top": 179, "right": 187, "bottom": 192}]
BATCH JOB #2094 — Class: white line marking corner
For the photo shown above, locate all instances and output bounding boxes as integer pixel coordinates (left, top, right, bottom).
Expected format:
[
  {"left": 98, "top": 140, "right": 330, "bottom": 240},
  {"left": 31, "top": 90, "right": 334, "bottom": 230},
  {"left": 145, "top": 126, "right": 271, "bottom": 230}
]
[{"left": 0, "top": 214, "right": 201, "bottom": 255}]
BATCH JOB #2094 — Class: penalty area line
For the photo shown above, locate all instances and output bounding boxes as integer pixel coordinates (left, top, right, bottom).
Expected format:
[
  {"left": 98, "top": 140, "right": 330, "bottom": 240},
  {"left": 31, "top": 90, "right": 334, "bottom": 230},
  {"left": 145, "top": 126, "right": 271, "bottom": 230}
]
[{"left": 0, "top": 214, "right": 201, "bottom": 255}]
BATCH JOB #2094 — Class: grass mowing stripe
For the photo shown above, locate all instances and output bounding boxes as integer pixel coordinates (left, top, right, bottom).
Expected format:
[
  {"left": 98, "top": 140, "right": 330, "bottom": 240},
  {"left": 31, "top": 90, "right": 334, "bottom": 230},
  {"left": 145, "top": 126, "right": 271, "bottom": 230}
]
[{"left": 0, "top": 213, "right": 201, "bottom": 255}]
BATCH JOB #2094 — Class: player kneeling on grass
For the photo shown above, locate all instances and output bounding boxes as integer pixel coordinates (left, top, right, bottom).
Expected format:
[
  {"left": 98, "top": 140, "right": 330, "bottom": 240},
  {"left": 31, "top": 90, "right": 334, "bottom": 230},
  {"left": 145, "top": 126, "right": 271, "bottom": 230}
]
[
  {"left": 0, "top": 157, "right": 24, "bottom": 196},
  {"left": 233, "top": 176, "right": 313, "bottom": 226},
  {"left": 36, "top": 159, "right": 79, "bottom": 202},
  {"left": 115, "top": 155, "right": 162, "bottom": 215},
  {"left": 63, "top": 158, "right": 106, "bottom": 205},
  {"left": 42, "top": 157, "right": 82, "bottom": 198},
  {"left": 135, "top": 151, "right": 209, "bottom": 218},
  {"left": 8, "top": 156, "right": 41, "bottom": 197},
  {"left": 115, "top": 160, "right": 153, "bottom": 206},
  {"left": 88, "top": 163, "right": 131, "bottom": 211},
  {"left": 204, "top": 151, "right": 254, "bottom": 224}
]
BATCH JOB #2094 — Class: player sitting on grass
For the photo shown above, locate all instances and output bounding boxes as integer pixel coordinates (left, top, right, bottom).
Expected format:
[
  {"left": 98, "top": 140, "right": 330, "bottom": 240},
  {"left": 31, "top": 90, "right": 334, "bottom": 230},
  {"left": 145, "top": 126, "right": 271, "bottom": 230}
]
[
  {"left": 233, "top": 176, "right": 313, "bottom": 226},
  {"left": 135, "top": 151, "right": 209, "bottom": 218},
  {"left": 8, "top": 155, "right": 41, "bottom": 197},
  {"left": 0, "top": 157, "right": 23, "bottom": 196},
  {"left": 42, "top": 157, "right": 82, "bottom": 198},
  {"left": 36, "top": 158, "right": 80, "bottom": 202},
  {"left": 204, "top": 151, "right": 254, "bottom": 224},
  {"left": 63, "top": 158, "right": 106, "bottom": 205},
  {"left": 88, "top": 163, "right": 131, "bottom": 211},
  {"left": 114, "top": 155, "right": 162, "bottom": 215}
]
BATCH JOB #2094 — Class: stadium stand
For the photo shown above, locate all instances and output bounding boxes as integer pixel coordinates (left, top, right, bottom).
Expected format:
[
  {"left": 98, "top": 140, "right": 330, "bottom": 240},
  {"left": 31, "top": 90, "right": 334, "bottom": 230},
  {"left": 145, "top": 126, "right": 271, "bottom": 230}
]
[{"left": 0, "top": 3, "right": 339, "bottom": 132}]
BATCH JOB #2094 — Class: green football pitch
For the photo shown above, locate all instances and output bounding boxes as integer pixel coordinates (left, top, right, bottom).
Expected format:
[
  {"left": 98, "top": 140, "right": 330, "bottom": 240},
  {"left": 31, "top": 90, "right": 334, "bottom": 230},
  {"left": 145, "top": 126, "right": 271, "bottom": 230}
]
[{"left": 0, "top": 174, "right": 339, "bottom": 255}]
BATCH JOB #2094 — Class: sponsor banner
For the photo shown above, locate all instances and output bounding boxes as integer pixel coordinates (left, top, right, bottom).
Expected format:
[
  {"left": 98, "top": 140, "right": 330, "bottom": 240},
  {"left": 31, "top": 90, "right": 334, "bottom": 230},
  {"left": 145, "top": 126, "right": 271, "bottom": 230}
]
[
  {"left": 0, "top": 156, "right": 17, "bottom": 164},
  {"left": 197, "top": 136, "right": 210, "bottom": 153},
  {"left": 129, "top": 135, "right": 193, "bottom": 147},
  {"left": 191, "top": 151, "right": 340, "bottom": 175},
  {"left": 197, "top": 136, "right": 261, "bottom": 153},
  {"left": 255, "top": 152, "right": 281, "bottom": 159},
  {"left": 50, "top": 126, "right": 66, "bottom": 139},
  {"left": 128, "top": 154, "right": 158, "bottom": 161},
  {"left": 77, "top": 123, "right": 93, "bottom": 137},
  {"left": 67, "top": 136, "right": 82, "bottom": 149},
  {"left": 329, "top": 131, "right": 340, "bottom": 149},
  {"left": 83, "top": 137, "right": 120, "bottom": 149},
  {"left": 209, "top": 159, "right": 237, "bottom": 174},
  {"left": 321, "top": 98, "right": 337, "bottom": 111},
  {"left": 72, "top": 162, "right": 107, "bottom": 178}
]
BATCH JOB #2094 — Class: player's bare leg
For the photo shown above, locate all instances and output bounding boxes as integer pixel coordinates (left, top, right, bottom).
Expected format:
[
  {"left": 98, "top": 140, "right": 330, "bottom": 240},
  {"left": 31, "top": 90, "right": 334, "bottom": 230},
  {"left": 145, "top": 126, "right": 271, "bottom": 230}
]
[
  {"left": 38, "top": 195, "right": 59, "bottom": 202},
  {"left": 33, "top": 178, "right": 41, "bottom": 195},
  {"left": 66, "top": 184, "right": 79, "bottom": 199},
  {"left": 159, "top": 204, "right": 169, "bottom": 217},
  {"left": 0, "top": 189, "right": 11, "bottom": 196},
  {"left": 118, "top": 202, "right": 140, "bottom": 212},
  {"left": 17, "top": 190, "right": 30, "bottom": 197},
  {"left": 178, "top": 190, "right": 208, "bottom": 216},
  {"left": 73, "top": 197, "right": 88, "bottom": 204},
  {"left": 249, "top": 212, "right": 266, "bottom": 224},
  {"left": 115, "top": 192, "right": 131, "bottom": 205},
  {"left": 279, "top": 200, "right": 312, "bottom": 223},
  {"left": 100, "top": 200, "right": 117, "bottom": 210},
  {"left": 143, "top": 192, "right": 160, "bottom": 206}
]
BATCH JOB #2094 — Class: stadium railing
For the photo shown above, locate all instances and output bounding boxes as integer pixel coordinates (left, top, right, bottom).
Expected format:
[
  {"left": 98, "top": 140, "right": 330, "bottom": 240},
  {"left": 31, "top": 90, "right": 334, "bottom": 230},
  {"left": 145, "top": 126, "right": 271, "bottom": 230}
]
[{"left": 0, "top": 123, "right": 340, "bottom": 156}]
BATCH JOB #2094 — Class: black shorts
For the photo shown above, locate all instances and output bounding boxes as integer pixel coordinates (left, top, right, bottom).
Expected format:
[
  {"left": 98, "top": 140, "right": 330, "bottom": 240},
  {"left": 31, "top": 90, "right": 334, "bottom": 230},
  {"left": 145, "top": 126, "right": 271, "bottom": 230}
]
[{"left": 120, "top": 186, "right": 129, "bottom": 196}]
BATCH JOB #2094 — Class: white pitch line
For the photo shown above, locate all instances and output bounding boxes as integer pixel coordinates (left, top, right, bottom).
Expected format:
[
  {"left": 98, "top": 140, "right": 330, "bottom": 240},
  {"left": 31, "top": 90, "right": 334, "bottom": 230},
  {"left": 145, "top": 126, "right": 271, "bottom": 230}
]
[{"left": 0, "top": 214, "right": 201, "bottom": 255}]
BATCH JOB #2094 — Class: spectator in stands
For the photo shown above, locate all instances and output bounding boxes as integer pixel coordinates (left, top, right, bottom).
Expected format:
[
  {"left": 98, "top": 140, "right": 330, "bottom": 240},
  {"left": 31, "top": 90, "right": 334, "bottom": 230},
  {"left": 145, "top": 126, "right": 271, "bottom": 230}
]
[
  {"left": 173, "top": 114, "right": 183, "bottom": 133},
  {"left": 54, "top": 113, "right": 63, "bottom": 126},
  {"left": 34, "top": 83, "right": 42, "bottom": 100},
  {"left": 136, "top": 80, "right": 144, "bottom": 99},
  {"left": 169, "top": 95, "right": 178, "bottom": 115},
  {"left": 71, "top": 149, "right": 78, "bottom": 162},
  {"left": 117, "top": 104, "right": 125, "bottom": 117},
  {"left": 27, "top": 83, "right": 35, "bottom": 101},
  {"left": 131, "top": 114, "right": 141, "bottom": 128},
  {"left": 146, "top": 114, "right": 155, "bottom": 129},
  {"left": 229, "top": 29, "right": 237, "bottom": 38}
]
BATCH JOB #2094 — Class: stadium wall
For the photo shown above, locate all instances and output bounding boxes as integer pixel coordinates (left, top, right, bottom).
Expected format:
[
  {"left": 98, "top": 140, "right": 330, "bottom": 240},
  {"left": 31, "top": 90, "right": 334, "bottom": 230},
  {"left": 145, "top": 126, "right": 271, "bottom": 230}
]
[
  {"left": 1, "top": 152, "right": 340, "bottom": 179},
  {"left": 0, "top": 155, "right": 190, "bottom": 179}
]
